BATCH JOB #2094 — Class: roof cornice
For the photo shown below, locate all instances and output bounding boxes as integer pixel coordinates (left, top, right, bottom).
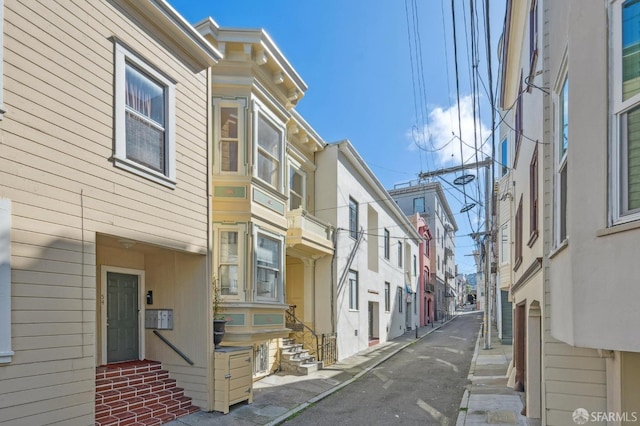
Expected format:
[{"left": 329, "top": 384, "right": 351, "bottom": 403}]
[
  {"left": 195, "top": 17, "right": 307, "bottom": 97},
  {"left": 125, "top": 0, "right": 222, "bottom": 68},
  {"left": 333, "top": 141, "right": 422, "bottom": 242}
]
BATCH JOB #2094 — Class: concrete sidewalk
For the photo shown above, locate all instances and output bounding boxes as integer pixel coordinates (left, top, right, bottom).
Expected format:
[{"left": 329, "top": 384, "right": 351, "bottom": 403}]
[
  {"left": 165, "top": 316, "right": 456, "bottom": 426},
  {"left": 456, "top": 325, "right": 537, "bottom": 426}
]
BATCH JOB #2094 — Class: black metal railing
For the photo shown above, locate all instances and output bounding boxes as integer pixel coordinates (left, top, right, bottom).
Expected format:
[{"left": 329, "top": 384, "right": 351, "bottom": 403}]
[
  {"left": 321, "top": 333, "right": 337, "bottom": 366},
  {"left": 285, "top": 305, "right": 338, "bottom": 366},
  {"left": 153, "top": 330, "right": 194, "bottom": 365}
]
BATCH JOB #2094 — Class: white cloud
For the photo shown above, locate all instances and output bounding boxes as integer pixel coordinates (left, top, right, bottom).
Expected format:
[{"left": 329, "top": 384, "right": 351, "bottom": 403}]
[{"left": 407, "top": 95, "right": 491, "bottom": 166}]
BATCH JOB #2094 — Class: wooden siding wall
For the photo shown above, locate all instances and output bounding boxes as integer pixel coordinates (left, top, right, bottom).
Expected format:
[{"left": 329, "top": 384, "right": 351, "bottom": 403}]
[{"left": 0, "top": 0, "right": 210, "bottom": 424}]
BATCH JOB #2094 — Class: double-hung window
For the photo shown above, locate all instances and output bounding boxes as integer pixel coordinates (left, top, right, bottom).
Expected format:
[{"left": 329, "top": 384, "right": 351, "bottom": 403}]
[
  {"left": 289, "top": 166, "right": 306, "bottom": 210},
  {"left": 529, "top": 146, "right": 539, "bottom": 244},
  {"left": 219, "top": 231, "right": 239, "bottom": 296},
  {"left": 413, "top": 197, "right": 425, "bottom": 213},
  {"left": 515, "top": 196, "right": 523, "bottom": 270},
  {"left": 348, "top": 270, "right": 358, "bottom": 310},
  {"left": 555, "top": 72, "right": 568, "bottom": 244},
  {"left": 255, "top": 232, "right": 283, "bottom": 302},
  {"left": 349, "top": 197, "right": 358, "bottom": 238},
  {"left": 114, "top": 41, "right": 176, "bottom": 187},
  {"left": 256, "top": 107, "right": 283, "bottom": 190},
  {"left": 214, "top": 98, "right": 246, "bottom": 174},
  {"left": 612, "top": 0, "right": 640, "bottom": 223}
]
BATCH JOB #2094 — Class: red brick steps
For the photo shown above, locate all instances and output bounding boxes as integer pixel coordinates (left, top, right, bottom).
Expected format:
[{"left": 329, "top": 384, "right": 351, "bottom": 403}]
[{"left": 95, "top": 360, "right": 199, "bottom": 426}]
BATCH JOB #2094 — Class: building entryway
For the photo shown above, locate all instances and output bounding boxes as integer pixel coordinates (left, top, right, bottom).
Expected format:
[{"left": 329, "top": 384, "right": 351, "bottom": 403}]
[
  {"left": 106, "top": 272, "right": 139, "bottom": 363},
  {"left": 368, "top": 302, "right": 379, "bottom": 346}
]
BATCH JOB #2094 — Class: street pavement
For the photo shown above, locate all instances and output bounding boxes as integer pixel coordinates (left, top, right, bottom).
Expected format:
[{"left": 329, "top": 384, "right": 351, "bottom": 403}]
[
  {"left": 282, "top": 310, "right": 479, "bottom": 425},
  {"left": 166, "top": 306, "right": 531, "bottom": 426}
]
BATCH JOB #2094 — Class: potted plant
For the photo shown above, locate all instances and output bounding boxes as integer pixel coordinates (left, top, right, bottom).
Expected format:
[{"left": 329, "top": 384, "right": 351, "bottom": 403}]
[{"left": 212, "top": 275, "right": 227, "bottom": 349}]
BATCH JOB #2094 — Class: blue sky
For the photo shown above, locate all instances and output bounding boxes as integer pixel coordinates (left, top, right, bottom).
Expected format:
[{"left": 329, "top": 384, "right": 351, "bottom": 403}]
[{"left": 170, "top": 0, "right": 506, "bottom": 275}]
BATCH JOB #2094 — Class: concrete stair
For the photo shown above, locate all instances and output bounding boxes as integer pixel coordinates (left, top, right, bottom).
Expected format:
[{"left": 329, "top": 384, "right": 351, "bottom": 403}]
[
  {"left": 280, "top": 338, "right": 322, "bottom": 375},
  {"left": 95, "top": 360, "right": 199, "bottom": 426}
]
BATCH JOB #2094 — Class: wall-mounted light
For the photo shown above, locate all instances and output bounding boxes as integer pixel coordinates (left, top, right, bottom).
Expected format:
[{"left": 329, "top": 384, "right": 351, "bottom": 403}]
[{"left": 117, "top": 239, "right": 136, "bottom": 249}]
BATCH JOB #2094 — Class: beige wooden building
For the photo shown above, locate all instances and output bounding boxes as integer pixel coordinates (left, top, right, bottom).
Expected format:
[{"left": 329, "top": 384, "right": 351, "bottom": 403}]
[{"left": 0, "top": 0, "right": 222, "bottom": 424}]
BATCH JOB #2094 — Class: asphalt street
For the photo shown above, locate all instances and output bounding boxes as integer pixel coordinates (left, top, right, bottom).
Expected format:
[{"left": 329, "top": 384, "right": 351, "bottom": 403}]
[{"left": 282, "top": 312, "right": 482, "bottom": 426}]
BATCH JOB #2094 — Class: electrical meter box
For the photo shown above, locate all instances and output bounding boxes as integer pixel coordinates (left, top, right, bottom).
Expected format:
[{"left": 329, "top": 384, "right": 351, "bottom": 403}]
[{"left": 145, "top": 309, "right": 174, "bottom": 330}]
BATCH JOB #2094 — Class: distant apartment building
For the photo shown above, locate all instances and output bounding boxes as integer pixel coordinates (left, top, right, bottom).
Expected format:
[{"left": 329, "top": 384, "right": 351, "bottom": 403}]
[
  {"left": 315, "top": 141, "right": 421, "bottom": 360},
  {"left": 410, "top": 213, "right": 433, "bottom": 326},
  {"left": 388, "top": 181, "right": 458, "bottom": 322}
]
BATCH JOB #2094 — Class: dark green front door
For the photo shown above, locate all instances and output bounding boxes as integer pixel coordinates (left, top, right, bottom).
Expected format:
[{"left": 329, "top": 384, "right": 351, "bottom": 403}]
[{"left": 107, "top": 272, "right": 139, "bottom": 363}]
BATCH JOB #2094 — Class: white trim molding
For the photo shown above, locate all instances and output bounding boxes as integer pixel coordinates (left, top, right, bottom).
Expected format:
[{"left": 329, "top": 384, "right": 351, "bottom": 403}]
[
  {"left": 0, "top": 199, "right": 13, "bottom": 363},
  {"left": 100, "top": 266, "right": 146, "bottom": 366}
]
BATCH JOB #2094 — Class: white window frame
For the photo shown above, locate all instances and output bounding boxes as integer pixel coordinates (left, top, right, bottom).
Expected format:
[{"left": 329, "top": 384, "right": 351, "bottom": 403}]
[
  {"left": 100, "top": 266, "right": 146, "bottom": 366},
  {"left": 554, "top": 61, "right": 569, "bottom": 247},
  {"left": 289, "top": 163, "right": 307, "bottom": 211},
  {"left": 0, "top": 1, "right": 5, "bottom": 119},
  {"left": 611, "top": 0, "right": 640, "bottom": 224},
  {"left": 348, "top": 270, "right": 359, "bottom": 310},
  {"left": 383, "top": 228, "right": 390, "bottom": 259},
  {"left": 0, "top": 199, "right": 12, "bottom": 363},
  {"left": 500, "top": 223, "right": 510, "bottom": 266},
  {"left": 254, "top": 228, "right": 284, "bottom": 303},
  {"left": 384, "top": 282, "right": 390, "bottom": 312},
  {"left": 349, "top": 197, "right": 359, "bottom": 239},
  {"left": 215, "top": 224, "right": 246, "bottom": 301},
  {"left": 253, "top": 101, "right": 285, "bottom": 192},
  {"left": 213, "top": 97, "right": 247, "bottom": 175},
  {"left": 113, "top": 41, "right": 176, "bottom": 188}
]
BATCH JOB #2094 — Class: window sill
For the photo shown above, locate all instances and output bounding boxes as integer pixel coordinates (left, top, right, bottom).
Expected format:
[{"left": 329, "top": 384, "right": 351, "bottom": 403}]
[
  {"left": 549, "top": 239, "right": 569, "bottom": 259},
  {"left": 113, "top": 157, "right": 176, "bottom": 189},
  {"left": 513, "top": 256, "right": 523, "bottom": 272},
  {"left": 0, "top": 352, "right": 14, "bottom": 364},
  {"left": 527, "top": 230, "right": 539, "bottom": 248},
  {"left": 596, "top": 220, "right": 640, "bottom": 237}
]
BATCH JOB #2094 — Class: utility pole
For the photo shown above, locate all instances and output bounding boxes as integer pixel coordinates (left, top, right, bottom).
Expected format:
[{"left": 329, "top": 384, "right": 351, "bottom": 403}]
[
  {"left": 484, "top": 162, "right": 492, "bottom": 349},
  {"left": 419, "top": 157, "right": 494, "bottom": 349}
]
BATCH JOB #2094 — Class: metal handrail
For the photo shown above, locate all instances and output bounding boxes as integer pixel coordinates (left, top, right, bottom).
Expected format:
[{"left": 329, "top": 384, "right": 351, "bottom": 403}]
[
  {"left": 285, "top": 305, "right": 319, "bottom": 357},
  {"left": 152, "top": 330, "right": 194, "bottom": 365}
]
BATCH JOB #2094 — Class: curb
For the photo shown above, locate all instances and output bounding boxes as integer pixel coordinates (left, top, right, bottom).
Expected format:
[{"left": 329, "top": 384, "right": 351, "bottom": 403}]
[
  {"left": 266, "top": 316, "right": 459, "bottom": 426},
  {"left": 457, "top": 325, "right": 483, "bottom": 426}
]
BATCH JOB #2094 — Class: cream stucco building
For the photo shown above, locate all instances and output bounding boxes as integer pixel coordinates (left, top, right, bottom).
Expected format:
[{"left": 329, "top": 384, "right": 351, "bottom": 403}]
[{"left": 500, "top": 0, "right": 640, "bottom": 423}]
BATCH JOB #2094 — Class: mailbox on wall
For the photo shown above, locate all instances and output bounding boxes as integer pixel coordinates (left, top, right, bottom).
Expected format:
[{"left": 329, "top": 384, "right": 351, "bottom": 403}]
[{"left": 145, "top": 309, "right": 174, "bottom": 330}]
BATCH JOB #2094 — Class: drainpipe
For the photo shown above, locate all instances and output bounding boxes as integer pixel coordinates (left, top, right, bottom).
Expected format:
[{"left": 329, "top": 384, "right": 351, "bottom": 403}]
[{"left": 330, "top": 228, "right": 340, "bottom": 334}]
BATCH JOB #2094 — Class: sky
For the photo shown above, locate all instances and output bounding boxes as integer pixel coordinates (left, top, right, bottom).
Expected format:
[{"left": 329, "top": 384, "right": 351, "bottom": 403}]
[{"left": 169, "top": 0, "right": 506, "bottom": 275}]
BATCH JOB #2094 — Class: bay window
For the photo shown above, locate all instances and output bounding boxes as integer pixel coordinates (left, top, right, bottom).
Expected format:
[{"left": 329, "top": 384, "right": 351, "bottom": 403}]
[
  {"left": 555, "top": 72, "right": 568, "bottom": 244},
  {"left": 219, "top": 231, "right": 239, "bottom": 296},
  {"left": 256, "top": 110, "right": 283, "bottom": 190},
  {"left": 214, "top": 98, "right": 246, "bottom": 174},
  {"left": 289, "top": 166, "right": 306, "bottom": 210},
  {"left": 255, "top": 232, "right": 283, "bottom": 302},
  {"left": 612, "top": 0, "right": 640, "bottom": 223}
]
